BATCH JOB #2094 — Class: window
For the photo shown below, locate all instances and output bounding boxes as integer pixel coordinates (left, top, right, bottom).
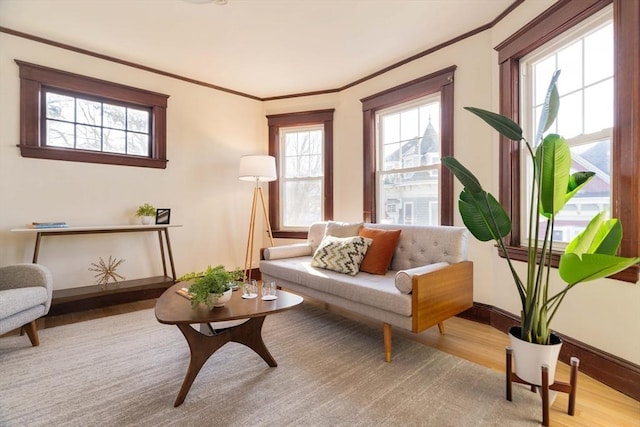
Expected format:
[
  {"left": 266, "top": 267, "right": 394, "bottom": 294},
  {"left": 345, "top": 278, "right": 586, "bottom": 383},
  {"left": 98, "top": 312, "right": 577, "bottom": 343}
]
[
  {"left": 362, "top": 66, "right": 456, "bottom": 225},
  {"left": 267, "top": 109, "right": 334, "bottom": 238},
  {"left": 280, "top": 124, "right": 324, "bottom": 228},
  {"left": 495, "top": 0, "right": 639, "bottom": 282},
  {"left": 377, "top": 95, "right": 441, "bottom": 225},
  {"left": 520, "top": 8, "right": 613, "bottom": 245},
  {"left": 17, "top": 60, "right": 169, "bottom": 168}
]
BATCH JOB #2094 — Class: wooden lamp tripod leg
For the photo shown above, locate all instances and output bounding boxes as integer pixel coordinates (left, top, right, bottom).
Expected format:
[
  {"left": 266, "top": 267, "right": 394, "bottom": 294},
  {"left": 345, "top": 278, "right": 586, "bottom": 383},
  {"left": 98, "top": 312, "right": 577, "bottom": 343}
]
[{"left": 244, "top": 185, "right": 259, "bottom": 282}]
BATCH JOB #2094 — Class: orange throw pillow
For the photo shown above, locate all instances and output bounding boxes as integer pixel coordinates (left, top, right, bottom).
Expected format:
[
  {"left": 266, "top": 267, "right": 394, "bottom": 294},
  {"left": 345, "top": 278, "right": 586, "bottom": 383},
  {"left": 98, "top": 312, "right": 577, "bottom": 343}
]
[{"left": 358, "top": 228, "right": 402, "bottom": 275}]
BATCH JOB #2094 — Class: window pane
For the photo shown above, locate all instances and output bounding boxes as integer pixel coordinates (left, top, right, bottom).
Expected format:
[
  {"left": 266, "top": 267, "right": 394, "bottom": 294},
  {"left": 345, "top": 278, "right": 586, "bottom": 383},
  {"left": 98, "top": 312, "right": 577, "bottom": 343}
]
[
  {"left": 76, "top": 99, "right": 102, "bottom": 126},
  {"left": 399, "top": 109, "right": 419, "bottom": 140},
  {"left": 282, "top": 180, "right": 322, "bottom": 227},
  {"left": 382, "top": 113, "right": 400, "bottom": 144},
  {"left": 104, "top": 104, "right": 126, "bottom": 129},
  {"left": 46, "top": 120, "right": 74, "bottom": 147},
  {"left": 584, "top": 23, "right": 613, "bottom": 85},
  {"left": 378, "top": 169, "right": 439, "bottom": 225},
  {"left": 76, "top": 125, "right": 101, "bottom": 151},
  {"left": 556, "top": 40, "right": 582, "bottom": 95},
  {"left": 46, "top": 93, "right": 74, "bottom": 121},
  {"left": 584, "top": 79, "right": 613, "bottom": 133},
  {"left": 127, "top": 108, "right": 149, "bottom": 133},
  {"left": 104, "top": 129, "right": 126, "bottom": 153},
  {"left": 557, "top": 91, "right": 582, "bottom": 139},
  {"left": 128, "top": 133, "right": 149, "bottom": 156},
  {"left": 534, "top": 56, "right": 556, "bottom": 105}
]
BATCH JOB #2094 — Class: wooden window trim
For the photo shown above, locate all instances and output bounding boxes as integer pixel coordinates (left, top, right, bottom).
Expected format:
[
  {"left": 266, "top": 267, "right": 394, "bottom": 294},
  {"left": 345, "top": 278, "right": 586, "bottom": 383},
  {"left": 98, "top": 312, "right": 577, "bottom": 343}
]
[
  {"left": 267, "top": 109, "right": 335, "bottom": 239},
  {"left": 361, "top": 65, "right": 456, "bottom": 225},
  {"left": 17, "top": 60, "right": 169, "bottom": 169},
  {"left": 494, "top": 0, "right": 639, "bottom": 282}
]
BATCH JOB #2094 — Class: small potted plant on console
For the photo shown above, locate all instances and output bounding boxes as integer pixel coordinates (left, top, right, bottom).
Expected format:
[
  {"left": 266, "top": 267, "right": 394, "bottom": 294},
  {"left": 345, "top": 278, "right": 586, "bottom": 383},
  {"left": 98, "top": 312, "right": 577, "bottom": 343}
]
[{"left": 136, "top": 203, "right": 157, "bottom": 225}]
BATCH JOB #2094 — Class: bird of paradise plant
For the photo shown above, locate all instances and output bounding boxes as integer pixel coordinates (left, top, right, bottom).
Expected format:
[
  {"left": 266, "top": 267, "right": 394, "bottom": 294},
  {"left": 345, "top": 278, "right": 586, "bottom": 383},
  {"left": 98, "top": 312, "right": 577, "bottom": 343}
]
[{"left": 442, "top": 70, "right": 640, "bottom": 345}]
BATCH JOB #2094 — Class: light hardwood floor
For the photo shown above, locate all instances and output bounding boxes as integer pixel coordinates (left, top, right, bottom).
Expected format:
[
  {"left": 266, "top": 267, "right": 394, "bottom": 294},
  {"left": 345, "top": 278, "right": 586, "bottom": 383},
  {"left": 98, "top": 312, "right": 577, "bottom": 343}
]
[{"left": 26, "top": 298, "right": 640, "bottom": 426}]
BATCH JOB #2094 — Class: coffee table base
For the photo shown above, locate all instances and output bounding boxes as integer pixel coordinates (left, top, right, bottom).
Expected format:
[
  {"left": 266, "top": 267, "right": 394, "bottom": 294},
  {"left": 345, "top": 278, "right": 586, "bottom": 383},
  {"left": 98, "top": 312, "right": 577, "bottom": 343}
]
[{"left": 173, "top": 315, "right": 276, "bottom": 407}]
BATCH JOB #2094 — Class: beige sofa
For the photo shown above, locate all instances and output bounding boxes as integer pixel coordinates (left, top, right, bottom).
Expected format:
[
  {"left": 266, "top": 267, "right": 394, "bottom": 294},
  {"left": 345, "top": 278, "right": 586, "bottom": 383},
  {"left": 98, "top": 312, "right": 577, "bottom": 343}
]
[{"left": 260, "top": 222, "right": 473, "bottom": 362}]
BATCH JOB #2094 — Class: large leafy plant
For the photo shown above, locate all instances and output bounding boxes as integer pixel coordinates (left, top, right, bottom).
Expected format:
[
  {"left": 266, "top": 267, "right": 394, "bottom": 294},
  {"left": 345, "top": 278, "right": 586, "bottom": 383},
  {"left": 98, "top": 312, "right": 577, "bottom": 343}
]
[{"left": 442, "top": 71, "right": 639, "bottom": 345}]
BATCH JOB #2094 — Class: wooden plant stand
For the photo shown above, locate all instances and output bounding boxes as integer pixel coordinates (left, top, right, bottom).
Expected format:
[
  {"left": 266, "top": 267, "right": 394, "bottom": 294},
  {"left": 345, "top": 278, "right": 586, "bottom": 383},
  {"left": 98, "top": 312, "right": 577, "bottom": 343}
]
[{"left": 506, "top": 347, "right": 579, "bottom": 426}]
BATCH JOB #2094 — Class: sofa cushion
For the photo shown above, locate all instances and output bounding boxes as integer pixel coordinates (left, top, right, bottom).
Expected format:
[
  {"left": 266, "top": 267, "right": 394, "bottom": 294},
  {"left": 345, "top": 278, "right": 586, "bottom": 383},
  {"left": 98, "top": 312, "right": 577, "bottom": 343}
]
[
  {"left": 358, "top": 227, "right": 401, "bottom": 275},
  {"left": 311, "top": 236, "right": 372, "bottom": 276},
  {"left": 324, "top": 221, "right": 363, "bottom": 238},
  {"left": 0, "top": 287, "right": 48, "bottom": 318},
  {"left": 260, "top": 256, "right": 412, "bottom": 316}
]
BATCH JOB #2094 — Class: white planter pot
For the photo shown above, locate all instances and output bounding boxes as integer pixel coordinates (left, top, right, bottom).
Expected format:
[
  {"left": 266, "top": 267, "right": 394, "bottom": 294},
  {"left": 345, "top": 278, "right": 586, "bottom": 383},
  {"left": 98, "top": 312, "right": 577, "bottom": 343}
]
[
  {"left": 206, "top": 289, "right": 233, "bottom": 308},
  {"left": 508, "top": 326, "right": 562, "bottom": 386},
  {"left": 141, "top": 216, "right": 155, "bottom": 225}
]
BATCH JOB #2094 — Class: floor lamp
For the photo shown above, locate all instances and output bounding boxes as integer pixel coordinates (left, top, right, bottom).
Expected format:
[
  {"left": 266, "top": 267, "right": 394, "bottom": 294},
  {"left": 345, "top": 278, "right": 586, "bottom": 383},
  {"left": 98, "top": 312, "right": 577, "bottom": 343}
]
[{"left": 239, "top": 155, "right": 276, "bottom": 282}]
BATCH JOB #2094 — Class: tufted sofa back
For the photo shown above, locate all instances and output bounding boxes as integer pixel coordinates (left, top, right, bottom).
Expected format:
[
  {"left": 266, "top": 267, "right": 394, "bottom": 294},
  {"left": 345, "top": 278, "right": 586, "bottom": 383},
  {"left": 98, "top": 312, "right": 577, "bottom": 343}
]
[{"left": 306, "top": 222, "right": 469, "bottom": 271}]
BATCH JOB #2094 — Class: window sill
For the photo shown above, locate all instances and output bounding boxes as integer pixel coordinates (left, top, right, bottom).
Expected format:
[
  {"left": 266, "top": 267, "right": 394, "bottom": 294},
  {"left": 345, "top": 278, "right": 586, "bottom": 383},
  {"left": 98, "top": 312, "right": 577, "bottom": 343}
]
[
  {"left": 272, "top": 230, "right": 308, "bottom": 240},
  {"left": 498, "top": 245, "right": 639, "bottom": 284},
  {"left": 19, "top": 146, "right": 167, "bottom": 169}
]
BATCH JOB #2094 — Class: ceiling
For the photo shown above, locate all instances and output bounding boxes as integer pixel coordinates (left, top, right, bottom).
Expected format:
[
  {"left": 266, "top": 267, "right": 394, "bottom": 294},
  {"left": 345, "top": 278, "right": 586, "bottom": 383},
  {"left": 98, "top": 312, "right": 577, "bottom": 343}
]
[{"left": 0, "top": 0, "right": 515, "bottom": 99}]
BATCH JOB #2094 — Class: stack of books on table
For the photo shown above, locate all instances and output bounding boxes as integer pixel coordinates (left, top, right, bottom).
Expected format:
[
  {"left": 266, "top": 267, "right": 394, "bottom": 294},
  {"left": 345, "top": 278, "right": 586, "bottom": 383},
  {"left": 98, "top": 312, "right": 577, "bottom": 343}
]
[{"left": 30, "top": 222, "right": 70, "bottom": 229}]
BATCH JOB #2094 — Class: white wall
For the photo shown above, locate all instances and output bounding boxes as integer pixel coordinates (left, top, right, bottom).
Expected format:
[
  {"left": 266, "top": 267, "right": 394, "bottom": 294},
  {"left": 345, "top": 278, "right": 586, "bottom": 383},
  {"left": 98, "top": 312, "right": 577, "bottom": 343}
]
[
  {"left": 1, "top": 0, "right": 638, "bottom": 365},
  {"left": 0, "top": 33, "right": 267, "bottom": 287}
]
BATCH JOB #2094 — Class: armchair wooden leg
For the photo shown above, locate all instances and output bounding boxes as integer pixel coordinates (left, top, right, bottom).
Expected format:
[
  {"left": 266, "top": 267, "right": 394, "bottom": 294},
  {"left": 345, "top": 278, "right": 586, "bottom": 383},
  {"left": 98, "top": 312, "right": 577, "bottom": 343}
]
[
  {"left": 24, "top": 320, "right": 40, "bottom": 346},
  {"left": 437, "top": 322, "right": 445, "bottom": 334},
  {"left": 383, "top": 323, "right": 392, "bottom": 362}
]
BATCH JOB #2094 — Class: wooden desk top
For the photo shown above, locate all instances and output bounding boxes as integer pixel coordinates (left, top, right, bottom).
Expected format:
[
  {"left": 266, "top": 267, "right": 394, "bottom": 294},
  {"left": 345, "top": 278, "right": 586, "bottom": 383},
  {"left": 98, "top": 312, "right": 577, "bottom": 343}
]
[{"left": 155, "top": 282, "right": 303, "bottom": 325}]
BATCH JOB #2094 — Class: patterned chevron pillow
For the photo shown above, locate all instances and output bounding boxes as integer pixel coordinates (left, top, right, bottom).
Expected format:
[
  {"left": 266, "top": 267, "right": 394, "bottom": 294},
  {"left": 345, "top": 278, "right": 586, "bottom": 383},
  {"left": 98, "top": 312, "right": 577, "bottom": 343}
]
[{"left": 311, "top": 235, "right": 373, "bottom": 275}]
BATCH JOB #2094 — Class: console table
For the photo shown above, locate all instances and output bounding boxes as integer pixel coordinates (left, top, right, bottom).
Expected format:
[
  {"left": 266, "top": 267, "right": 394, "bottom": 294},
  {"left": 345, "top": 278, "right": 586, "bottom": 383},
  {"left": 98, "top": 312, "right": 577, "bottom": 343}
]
[{"left": 11, "top": 224, "right": 182, "bottom": 315}]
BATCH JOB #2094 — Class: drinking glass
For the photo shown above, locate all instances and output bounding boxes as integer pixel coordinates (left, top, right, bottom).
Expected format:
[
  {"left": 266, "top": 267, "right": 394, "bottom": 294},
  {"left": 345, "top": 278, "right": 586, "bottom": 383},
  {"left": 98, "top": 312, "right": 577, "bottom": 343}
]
[
  {"left": 262, "top": 281, "right": 276, "bottom": 298},
  {"left": 242, "top": 280, "right": 257, "bottom": 298}
]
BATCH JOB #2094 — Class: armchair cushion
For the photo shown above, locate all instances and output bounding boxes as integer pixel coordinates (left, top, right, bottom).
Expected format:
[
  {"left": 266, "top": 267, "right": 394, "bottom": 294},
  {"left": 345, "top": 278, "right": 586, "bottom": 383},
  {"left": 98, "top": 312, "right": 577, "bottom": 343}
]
[{"left": 0, "top": 287, "right": 49, "bottom": 318}]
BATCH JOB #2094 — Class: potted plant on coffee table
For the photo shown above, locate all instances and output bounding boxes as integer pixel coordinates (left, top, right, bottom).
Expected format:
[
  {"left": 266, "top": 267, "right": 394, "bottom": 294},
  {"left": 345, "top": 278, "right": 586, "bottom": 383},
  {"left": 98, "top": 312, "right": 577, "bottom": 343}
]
[
  {"left": 136, "top": 203, "right": 157, "bottom": 225},
  {"left": 442, "top": 70, "right": 640, "bottom": 385},
  {"left": 180, "top": 265, "right": 244, "bottom": 309}
]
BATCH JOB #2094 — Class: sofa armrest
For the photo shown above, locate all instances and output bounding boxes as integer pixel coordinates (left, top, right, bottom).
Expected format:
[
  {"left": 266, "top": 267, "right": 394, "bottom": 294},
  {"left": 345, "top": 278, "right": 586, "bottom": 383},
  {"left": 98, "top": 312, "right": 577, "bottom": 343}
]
[
  {"left": 0, "top": 264, "right": 54, "bottom": 312},
  {"left": 395, "top": 262, "right": 449, "bottom": 294},
  {"left": 410, "top": 260, "right": 473, "bottom": 333},
  {"left": 263, "top": 243, "right": 313, "bottom": 260}
]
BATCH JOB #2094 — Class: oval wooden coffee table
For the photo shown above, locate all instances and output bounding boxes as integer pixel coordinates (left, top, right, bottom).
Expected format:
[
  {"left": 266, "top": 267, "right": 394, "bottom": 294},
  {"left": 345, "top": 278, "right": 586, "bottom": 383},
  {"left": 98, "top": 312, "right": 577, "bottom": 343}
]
[{"left": 155, "top": 282, "right": 303, "bottom": 407}]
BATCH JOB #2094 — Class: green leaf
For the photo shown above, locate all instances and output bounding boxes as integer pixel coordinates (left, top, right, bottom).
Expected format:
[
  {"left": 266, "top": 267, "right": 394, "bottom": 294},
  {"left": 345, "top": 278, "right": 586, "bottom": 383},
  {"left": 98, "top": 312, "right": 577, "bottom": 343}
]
[
  {"left": 464, "top": 107, "right": 523, "bottom": 142},
  {"left": 565, "top": 171, "right": 595, "bottom": 203},
  {"left": 565, "top": 212, "right": 618, "bottom": 256},
  {"left": 559, "top": 253, "right": 640, "bottom": 285},
  {"left": 594, "top": 219, "right": 623, "bottom": 255},
  {"left": 459, "top": 189, "right": 511, "bottom": 242},
  {"left": 441, "top": 156, "right": 483, "bottom": 193},
  {"left": 535, "top": 134, "right": 570, "bottom": 217},
  {"left": 535, "top": 70, "right": 561, "bottom": 143}
]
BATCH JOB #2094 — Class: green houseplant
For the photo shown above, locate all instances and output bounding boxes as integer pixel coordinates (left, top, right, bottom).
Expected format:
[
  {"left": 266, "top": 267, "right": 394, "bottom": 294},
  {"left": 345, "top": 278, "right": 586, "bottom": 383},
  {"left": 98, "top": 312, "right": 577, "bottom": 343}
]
[
  {"left": 135, "top": 203, "right": 156, "bottom": 217},
  {"left": 135, "top": 203, "right": 156, "bottom": 225},
  {"left": 442, "top": 71, "right": 639, "bottom": 382},
  {"left": 180, "top": 265, "right": 244, "bottom": 309}
]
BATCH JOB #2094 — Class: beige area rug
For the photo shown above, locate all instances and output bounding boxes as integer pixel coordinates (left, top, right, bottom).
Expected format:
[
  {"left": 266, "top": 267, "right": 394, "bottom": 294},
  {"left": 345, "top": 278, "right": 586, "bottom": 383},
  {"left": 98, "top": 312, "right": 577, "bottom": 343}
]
[{"left": 0, "top": 303, "right": 544, "bottom": 426}]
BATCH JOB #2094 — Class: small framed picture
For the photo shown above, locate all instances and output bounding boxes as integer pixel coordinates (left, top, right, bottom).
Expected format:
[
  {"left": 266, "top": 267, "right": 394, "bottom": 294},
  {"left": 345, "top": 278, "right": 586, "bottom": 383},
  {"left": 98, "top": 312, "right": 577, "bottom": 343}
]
[{"left": 155, "top": 208, "right": 171, "bottom": 225}]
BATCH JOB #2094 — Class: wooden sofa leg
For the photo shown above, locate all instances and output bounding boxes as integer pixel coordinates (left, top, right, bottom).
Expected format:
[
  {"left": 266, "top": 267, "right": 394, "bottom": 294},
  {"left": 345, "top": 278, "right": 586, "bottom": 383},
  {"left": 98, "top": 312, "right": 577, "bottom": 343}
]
[
  {"left": 24, "top": 320, "right": 40, "bottom": 346},
  {"left": 437, "top": 322, "right": 445, "bottom": 335},
  {"left": 383, "top": 323, "right": 392, "bottom": 362}
]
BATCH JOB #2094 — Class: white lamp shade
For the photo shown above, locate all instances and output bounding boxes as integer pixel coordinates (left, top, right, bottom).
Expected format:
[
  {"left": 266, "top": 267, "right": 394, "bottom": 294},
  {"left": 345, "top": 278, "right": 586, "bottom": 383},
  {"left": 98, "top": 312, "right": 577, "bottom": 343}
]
[{"left": 238, "top": 155, "right": 277, "bottom": 182}]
